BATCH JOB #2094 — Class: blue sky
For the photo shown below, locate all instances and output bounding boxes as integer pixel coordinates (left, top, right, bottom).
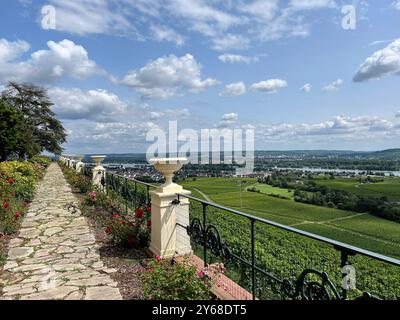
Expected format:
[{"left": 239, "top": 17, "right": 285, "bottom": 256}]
[{"left": 1, "top": 0, "right": 400, "bottom": 153}]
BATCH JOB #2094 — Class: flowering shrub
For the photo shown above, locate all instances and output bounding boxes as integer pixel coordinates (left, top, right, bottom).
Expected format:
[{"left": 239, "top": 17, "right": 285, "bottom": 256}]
[
  {"left": 88, "top": 191, "right": 97, "bottom": 203},
  {"left": 105, "top": 206, "right": 151, "bottom": 248},
  {"left": 29, "top": 155, "right": 51, "bottom": 167},
  {"left": 140, "top": 257, "right": 215, "bottom": 300},
  {"left": 68, "top": 171, "right": 92, "bottom": 193},
  {"left": 0, "top": 160, "right": 45, "bottom": 235},
  {"left": 0, "top": 161, "right": 43, "bottom": 200}
]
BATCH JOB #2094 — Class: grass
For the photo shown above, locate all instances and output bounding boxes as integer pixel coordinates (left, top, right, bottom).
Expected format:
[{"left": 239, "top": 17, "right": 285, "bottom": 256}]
[
  {"left": 180, "top": 177, "right": 255, "bottom": 195},
  {"left": 314, "top": 176, "right": 400, "bottom": 200},
  {"left": 246, "top": 183, "right": 294, "bottom": 198}
]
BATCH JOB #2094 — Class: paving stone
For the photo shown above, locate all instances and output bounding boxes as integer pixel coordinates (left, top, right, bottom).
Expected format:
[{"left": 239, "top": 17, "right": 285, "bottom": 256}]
[
  {"left": 67, "top": 276, "right": 114, "bottom": 287},
  {"left": 84, "top": 286, "right": 122, "bottom": 300},
  {"left": 8, "top": 247, "right": 34, "bottom": 260},
  {"left": 19, "top": 228, "right": 41, "bottom": 239},
  {"left": 21, "top": 286, "right": 79, "bottom": 300},
  {"left": 8, "top": 238, "right": 24, "bottom": 248},
  {"left": 43, "top": 227, "right": 64, "bottom": 236},
  {"left": 65, "top": 291, "right": 84, "bottom": 300},
  {"left": 0, "top": 163, "right": 122, "bottom": 301}
]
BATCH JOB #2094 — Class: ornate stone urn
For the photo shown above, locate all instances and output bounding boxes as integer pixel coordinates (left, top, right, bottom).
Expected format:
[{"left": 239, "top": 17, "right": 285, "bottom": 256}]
[
  {"left": 91, "top": 155, "right": 106, "bottom": 168},
  {"left": 75, "top": 155, "right": 85, "bottom": 173},
  {"left": 149, "top": 157, "right": 187, "bottom": 193}
]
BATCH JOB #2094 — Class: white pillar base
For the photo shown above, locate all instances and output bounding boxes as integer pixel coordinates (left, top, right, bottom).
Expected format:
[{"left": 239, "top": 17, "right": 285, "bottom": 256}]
[
  {"left": 92, "top": 166, "right": 106, "bottom": 192},
  {"left": 149, "top": 189, "right": 192, "bottom": 259}
]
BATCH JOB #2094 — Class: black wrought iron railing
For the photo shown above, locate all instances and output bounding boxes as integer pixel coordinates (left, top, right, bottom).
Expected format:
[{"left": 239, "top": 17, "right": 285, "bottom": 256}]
[
  {"left": 102, "top": 172, "right": 156, "bottom": 212},
  {"left": 82, "top": 163, "right": 95, "bottom": 178},
  {"left": 175, "top": 193, "right": 400, "bottom": 300}
]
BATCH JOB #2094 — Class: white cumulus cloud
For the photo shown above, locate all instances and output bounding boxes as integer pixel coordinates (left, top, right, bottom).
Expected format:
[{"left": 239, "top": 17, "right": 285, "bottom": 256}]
[
  {"left": 250, "top": 79, "right": 287, "bottom": 94},
  {"left": 217, "top": 112, "right": 239, "bottom": 128},
  {"left": 0, "top": 38, "right": 101, "bottom": 85},
  {"left": 354, "top": 39, "right": 400, "bottom": 82},
  {"left": 300, "top": 83, "right": 312, "bottom": 93},
  {"left": 120, "top": 54, "right": 218, "bottom": 99},
  {"left": 258, "top": 115, "right": 396, "bottom": 141},
  {"left": 49, "top": 87, "right": 127, "bottom": 121},
  {"left": 0, "top": 39, "right": 30, "bottom": 61},
  {"left": 322, "top": 79, "right": 343, "bottom": 92},
  {"left": 219, "top": 82, "right": 246, "bottom": 97}
]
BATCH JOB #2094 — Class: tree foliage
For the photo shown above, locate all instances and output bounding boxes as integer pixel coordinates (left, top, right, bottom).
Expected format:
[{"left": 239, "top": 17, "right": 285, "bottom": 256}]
[
  {"left": 1, "top": 82, "right": 67, "bottom": 159},
  {"left": 0, "top": 100, "right": 24, "bottom": 161}
]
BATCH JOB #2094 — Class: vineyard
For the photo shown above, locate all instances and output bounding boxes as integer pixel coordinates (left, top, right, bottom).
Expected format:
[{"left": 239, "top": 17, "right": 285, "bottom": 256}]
[
  {"left": 179, "top": 176, "right": 400, "bottom": 299},
  {"left": 180, "top": 177, "right": 400, "bottom": 259}
]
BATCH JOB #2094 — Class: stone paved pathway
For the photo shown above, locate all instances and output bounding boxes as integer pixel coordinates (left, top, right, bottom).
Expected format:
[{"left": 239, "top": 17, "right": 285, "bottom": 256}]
[{"left": 0, "top": 163, "right": 122, "bottom": 300}]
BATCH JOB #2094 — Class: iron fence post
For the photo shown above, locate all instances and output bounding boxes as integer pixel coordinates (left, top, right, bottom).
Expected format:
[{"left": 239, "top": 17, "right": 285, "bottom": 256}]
[
  {"left": 134, "top": 181, "right": 137, "bottom": 209},
  {"left": 251, "top": 219, "right": 256, "bottom": 300},
  {"left": 202, "top": 202, "right": 207, "bottom": 267},
  {"left": 124, "top": 177, "right": 128, "bottom": 214}
]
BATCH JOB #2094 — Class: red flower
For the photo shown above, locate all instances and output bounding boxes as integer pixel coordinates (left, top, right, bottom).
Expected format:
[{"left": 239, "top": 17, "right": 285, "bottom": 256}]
[
  {"left": 146, "top": 268, "right": 153, "bottom": 273},
  {"left": 146, "top": 220, "right": 151, "bottom": 227},
  {"left": 136, "top": 208, "right": 143, "bottom": 219},
  {"left": 7, "top": 177, "right": 14, "bottom": 184},
  {"left": 127, "top": 232, "right": 135, "bottom": 239},
  {"left": 113, "top": 214, "right": 121, "bottom": 219},
  {"left": 4, "top": 202, "right": 10, "bottom": 209},
  {"left": 105, "top": 226, "right": 113, "bottom": 234},
  {"left": 128, "top": 222, "right": 135, "bottom": 227},
  {"left": 146, "top": 206, "right": 151, "bottom": 213},
  {"left": 197, "top": 271, "right": 204, "bottom": 278},
  {"left": 10, "top": 192, "right": 15, "bottom": 198},
  {"left": 156, "top": 255, "right": 161, "bottom": 261},
  {"left": 15, "top": 212, "right": 21, "bottom": 219}
]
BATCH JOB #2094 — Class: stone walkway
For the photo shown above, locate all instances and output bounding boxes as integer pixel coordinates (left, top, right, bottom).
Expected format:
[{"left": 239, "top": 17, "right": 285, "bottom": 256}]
[{"left": 0, "top": 163, "right": 122, "bottom": 300}]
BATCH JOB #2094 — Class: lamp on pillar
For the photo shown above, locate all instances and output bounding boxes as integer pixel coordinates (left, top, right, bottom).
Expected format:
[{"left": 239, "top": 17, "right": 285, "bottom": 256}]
[
  {"left": 148, "top": 157, "right": 192, "bottom": 259},
  {"left": 91, "top": 155, "right": 106, "bottom": 191}
]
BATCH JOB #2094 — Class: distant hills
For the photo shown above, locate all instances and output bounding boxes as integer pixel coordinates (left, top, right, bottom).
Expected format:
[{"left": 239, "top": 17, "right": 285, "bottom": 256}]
[{"left": 82, "top": 148, "right": 400, "bottom": 162}]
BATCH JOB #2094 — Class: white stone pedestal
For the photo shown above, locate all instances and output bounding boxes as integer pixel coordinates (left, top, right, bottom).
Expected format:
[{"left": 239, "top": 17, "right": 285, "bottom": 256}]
[
  {"left": 91, "top": 155, "right": 106, "bottom": 192},
  {"left": 148, "top": 157, "right": 192, "bottom": 259},
  {"left": 75, "top": 155, "right": 84, "bottom": 173},
  {"left": 149, "top": 188, "right": 192, "bottom": 258}
]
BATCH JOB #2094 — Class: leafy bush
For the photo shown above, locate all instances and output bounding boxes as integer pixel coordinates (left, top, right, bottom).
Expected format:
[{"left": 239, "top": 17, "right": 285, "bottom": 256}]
[
  {"left": 105, "top": 206, "right": 151, "bottom": 248},
  {"left": 29, "top": 155, "right": 51, "bottom": 167},
  {"left": 60, "top": 163, "right": 92, "bottom": 193},
  {"left": 140, "top": 257, "right": 215, "bottom": 300},
  {"left": 70, "top": 173, "right": 92, "bottom": 193}
]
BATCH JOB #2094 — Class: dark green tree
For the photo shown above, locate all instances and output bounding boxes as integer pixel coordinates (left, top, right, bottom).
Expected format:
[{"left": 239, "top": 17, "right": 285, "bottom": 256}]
[
  {"left": 1, "top": 82, "right": 67, "bottom": 158},
  {"left": 0, "top": 100, "right": 24, "bottom": 161}
]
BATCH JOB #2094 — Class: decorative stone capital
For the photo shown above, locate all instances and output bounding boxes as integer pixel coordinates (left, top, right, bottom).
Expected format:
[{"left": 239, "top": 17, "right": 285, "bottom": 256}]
[
  {"left": 149, "top": 157, "right": 187, "bottom": 193},
  {"left": 91, "top": 155, "right": 106, "bottom": 170}
]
